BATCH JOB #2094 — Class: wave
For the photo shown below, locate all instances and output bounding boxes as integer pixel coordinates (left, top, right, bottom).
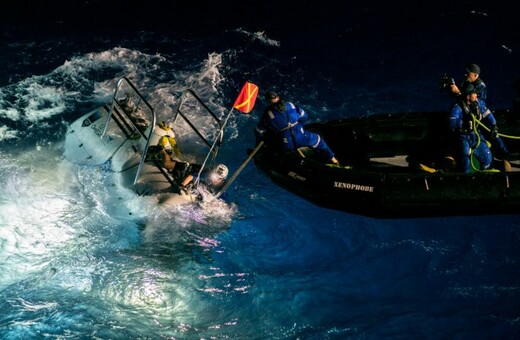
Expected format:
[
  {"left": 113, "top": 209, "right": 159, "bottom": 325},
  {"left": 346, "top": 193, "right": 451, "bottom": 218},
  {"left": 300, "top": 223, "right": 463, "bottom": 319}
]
[
  {"left": 0, "top": 47, "right": 234, "bottom": 144},
  {"left": 0, "top": 125, "right": 18, "bottom": 141},
  {"left": 233, "top": 28, "right": 281, "bottom": 47}
]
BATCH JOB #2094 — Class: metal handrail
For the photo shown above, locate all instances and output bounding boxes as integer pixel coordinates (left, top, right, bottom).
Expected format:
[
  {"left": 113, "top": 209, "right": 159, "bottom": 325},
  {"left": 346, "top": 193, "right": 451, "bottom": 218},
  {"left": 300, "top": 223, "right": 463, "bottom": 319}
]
[
  {"left": 101, "top": 77, "right": 156, "bottom": 185},
  {"left": 169, "top": 89, "right": 225, "bottom": 189},
  {"left": 100, "top": 79, "right": 223, "bottom": 189},
  {"left": 175, "top": 89, "right": 223, "bottom": 148}
]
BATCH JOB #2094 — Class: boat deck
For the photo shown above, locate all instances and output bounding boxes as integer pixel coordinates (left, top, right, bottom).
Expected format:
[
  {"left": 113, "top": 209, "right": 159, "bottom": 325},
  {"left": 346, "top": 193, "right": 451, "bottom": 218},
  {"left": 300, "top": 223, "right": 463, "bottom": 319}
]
[{"left": 369, "top": 156, "right": 520, "bottom": 172}]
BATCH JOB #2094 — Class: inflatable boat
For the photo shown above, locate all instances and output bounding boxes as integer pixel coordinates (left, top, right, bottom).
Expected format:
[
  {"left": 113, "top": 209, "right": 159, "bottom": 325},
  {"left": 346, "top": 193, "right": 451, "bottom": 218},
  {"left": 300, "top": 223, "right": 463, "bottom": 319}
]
[
  {"left": 64, "top": 77, "right": 225, "bottom": 204},
  {"left": 253, "top": 109, "right": 520, "bottom": 217}
]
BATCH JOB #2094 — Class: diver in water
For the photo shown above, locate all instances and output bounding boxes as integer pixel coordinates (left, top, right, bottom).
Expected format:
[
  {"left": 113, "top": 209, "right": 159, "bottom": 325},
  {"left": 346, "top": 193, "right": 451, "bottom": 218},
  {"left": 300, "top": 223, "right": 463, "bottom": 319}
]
[
  {"left": 147, "top": 120, "right": 229, "bottom": 197},
  {"left": 157, "top": 148, "right": 228, "bottom": 198},
  {"left": 181, "top": 163, "right": 229, "bottom": 195}
]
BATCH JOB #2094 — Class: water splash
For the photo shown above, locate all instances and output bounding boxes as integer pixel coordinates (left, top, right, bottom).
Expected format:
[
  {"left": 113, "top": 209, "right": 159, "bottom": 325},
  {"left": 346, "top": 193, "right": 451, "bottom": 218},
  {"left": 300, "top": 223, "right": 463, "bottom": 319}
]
[{"left": 140, "top": 192, "right": 235, "bottom": 245}]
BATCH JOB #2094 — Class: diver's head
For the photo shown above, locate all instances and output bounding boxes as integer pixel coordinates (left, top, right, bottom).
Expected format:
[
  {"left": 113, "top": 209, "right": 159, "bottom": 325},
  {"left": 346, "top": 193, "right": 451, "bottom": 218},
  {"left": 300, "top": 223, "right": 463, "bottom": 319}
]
[
  {"left": 208, "top": 164, "right": 228, "bottom": 186},
  {"left": 265, "top": 90, "right": 279, "bottom": 104}
]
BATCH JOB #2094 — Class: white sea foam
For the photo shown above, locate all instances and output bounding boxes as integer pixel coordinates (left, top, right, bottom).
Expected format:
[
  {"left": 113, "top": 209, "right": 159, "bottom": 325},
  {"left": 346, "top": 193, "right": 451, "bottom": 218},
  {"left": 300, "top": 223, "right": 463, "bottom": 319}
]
[
  {"left": 233, "top": 28, "right": 281, "bottom": 47},
  {"left": 0, "top": 125, "right": 18, "bottom": 141},
  {"left": 0, "top": 46, "right": 233, "bottom": 152},
  {"left": 140, "top": 193, "right": 235, "bottom": 245},
  {"left": 0, "top": 47, "right": 170, "bottom": 125}
]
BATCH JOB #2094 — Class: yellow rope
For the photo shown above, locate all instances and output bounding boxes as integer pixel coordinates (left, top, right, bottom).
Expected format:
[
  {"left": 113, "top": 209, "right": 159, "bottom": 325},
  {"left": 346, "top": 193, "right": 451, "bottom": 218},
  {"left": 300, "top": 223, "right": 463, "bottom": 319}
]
[
  {"left": 470, "top": 113, "right": 482, "bottom": 172},
  {"left": 468, "top": 114, "right": 497, "bottom": 172},
  {"left": 475, "top": 119, "right": 520, "bottom": 139},
  {"left": 469, "top": 113, "right": 519, "bottom": 172},
  {"left": 496, "top": 132, "right": 520, "bottom": 139}
]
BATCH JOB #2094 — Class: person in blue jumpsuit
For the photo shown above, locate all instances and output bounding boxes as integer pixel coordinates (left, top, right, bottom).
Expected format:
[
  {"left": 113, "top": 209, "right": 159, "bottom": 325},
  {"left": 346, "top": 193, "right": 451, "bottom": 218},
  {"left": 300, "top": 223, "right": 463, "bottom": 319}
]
[
  {"left": 255, "top": 90, "right": 339, "bottom": 164},
  {"left": 449, "top": 83, "right": 510, "bottom": 173}
]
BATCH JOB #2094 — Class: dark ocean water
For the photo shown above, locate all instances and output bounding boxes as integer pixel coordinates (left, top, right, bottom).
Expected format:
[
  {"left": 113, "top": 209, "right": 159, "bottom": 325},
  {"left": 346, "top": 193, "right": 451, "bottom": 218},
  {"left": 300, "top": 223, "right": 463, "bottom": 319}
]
[{"left": 1, "top": 1, "right": 520, "bottom": 338}]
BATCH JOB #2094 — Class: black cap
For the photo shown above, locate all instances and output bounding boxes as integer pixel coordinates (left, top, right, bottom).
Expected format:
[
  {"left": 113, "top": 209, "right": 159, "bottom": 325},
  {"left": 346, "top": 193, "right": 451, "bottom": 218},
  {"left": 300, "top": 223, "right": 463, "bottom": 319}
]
[
  {"left": 265, "top": 90, "right": 278, "bottom": 101},
  {"left": 462, "top": 83, "right": 479, "bottom": 95},
  {"left": 465, "top": 63, "right": 481, "bottom": 75}
]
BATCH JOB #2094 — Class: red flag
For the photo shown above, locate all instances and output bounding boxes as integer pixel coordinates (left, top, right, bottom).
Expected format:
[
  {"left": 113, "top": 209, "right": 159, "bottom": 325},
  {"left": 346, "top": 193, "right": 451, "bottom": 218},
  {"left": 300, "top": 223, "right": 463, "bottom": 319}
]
[{"left": 233, "top": 82, "right": 259, "bottom": 114}]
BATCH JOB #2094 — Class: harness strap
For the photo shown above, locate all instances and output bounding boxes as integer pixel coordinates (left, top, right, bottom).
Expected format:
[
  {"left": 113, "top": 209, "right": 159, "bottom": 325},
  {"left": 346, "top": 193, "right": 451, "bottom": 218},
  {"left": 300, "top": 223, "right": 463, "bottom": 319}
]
[{"left": 280, "top": 121, "right": 298, "bottom": 131}]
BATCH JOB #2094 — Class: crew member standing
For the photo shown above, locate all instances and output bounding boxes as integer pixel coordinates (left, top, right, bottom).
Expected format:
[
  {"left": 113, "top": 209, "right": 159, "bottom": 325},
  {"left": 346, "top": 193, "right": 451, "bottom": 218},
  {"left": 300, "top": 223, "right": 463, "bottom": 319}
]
[{"left": 449, "top": 63, "right": 488, "bottom": 101}]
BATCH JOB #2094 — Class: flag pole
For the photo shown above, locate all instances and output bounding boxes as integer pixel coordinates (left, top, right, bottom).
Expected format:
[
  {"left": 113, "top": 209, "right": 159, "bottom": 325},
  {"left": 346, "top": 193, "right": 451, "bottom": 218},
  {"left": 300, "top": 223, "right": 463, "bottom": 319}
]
[
  {"left": 194, "top": 106, "right": 234, "bottom": 187},
  {"left": 215, "top": 141, "right": 264, "bottom": 198},
  {"left": 194, "top": 81, "right": 259, "bottom": 187}
]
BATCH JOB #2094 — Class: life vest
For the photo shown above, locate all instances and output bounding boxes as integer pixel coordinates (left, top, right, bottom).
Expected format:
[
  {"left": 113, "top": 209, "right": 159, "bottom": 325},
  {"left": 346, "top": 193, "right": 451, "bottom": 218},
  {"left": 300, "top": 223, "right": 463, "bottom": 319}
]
[{"left": 459, "top": 101, "right": 482, "bottom": 133}]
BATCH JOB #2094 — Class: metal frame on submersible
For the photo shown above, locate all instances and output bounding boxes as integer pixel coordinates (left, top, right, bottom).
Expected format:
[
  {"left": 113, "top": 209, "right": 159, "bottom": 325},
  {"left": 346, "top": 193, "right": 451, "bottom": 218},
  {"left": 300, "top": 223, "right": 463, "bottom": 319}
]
[
  {"left": 101, "top": 77, "right": 156, "bottom": 185},
  {"left": 101, "top": 77, "right": 223, "bottom": 187}
]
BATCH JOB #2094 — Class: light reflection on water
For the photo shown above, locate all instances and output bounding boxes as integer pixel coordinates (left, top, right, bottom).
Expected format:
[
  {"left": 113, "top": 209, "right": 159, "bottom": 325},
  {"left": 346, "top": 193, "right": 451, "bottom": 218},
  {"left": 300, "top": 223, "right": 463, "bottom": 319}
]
[{"left": 0, "top": 144, "right": 243, "bottom": 338}]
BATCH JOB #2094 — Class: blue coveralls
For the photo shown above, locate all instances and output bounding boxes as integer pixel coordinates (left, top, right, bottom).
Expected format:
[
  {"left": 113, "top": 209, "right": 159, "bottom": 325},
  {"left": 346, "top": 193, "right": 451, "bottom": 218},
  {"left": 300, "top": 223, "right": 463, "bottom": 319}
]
[
  {"left": 449, "top": 99, "right": 508, "bottom": 173},
  {"left": 460, "top": 78, "right": 487, "bottom": 101},
  {"left": 255, "top": 101, "right": 335, "bottom": 161}
]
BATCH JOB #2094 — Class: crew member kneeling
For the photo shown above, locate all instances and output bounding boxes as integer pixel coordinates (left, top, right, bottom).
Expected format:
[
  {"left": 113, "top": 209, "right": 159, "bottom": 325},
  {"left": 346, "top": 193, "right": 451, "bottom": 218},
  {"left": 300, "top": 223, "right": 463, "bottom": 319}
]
[{"left": 449, "top": 84, "right": 510, "bottom": 173}]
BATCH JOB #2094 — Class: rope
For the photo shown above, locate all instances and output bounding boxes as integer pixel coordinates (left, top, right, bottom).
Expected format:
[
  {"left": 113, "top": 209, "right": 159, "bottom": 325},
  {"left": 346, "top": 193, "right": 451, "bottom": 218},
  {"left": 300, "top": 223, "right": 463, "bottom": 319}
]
[
  {"left": 468, "top": 113, "right": 498, "bottom": 173},
  {"left": 469, "top": 113, "right": 518, "bottom": 172},
  {"left": 474, "top": 118, "right": 520, "bottom": 139},
  {"left": 469, "top": 113, "right": 481, "bottom": 172}
]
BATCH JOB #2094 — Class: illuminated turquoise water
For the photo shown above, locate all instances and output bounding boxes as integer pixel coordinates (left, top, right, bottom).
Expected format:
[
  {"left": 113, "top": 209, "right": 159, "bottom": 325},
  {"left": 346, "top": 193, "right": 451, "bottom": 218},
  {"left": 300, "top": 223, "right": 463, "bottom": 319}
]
[{"left": 1, "top": 2, "right": 520, "bottom": 338}]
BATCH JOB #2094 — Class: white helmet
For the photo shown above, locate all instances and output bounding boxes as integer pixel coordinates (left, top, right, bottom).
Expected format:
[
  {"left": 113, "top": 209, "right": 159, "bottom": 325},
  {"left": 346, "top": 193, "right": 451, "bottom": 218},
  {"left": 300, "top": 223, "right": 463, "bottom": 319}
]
[{"left": 214, "top": 164, "right": 228, "bottom": 179}]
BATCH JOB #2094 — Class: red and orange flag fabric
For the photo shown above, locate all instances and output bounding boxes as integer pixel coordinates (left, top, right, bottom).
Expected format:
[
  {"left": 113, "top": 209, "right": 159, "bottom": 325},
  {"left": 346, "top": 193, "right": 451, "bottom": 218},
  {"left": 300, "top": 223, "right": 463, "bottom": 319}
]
[{"left": 233, "top": 82, "right": 259, "bottom": 114}]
